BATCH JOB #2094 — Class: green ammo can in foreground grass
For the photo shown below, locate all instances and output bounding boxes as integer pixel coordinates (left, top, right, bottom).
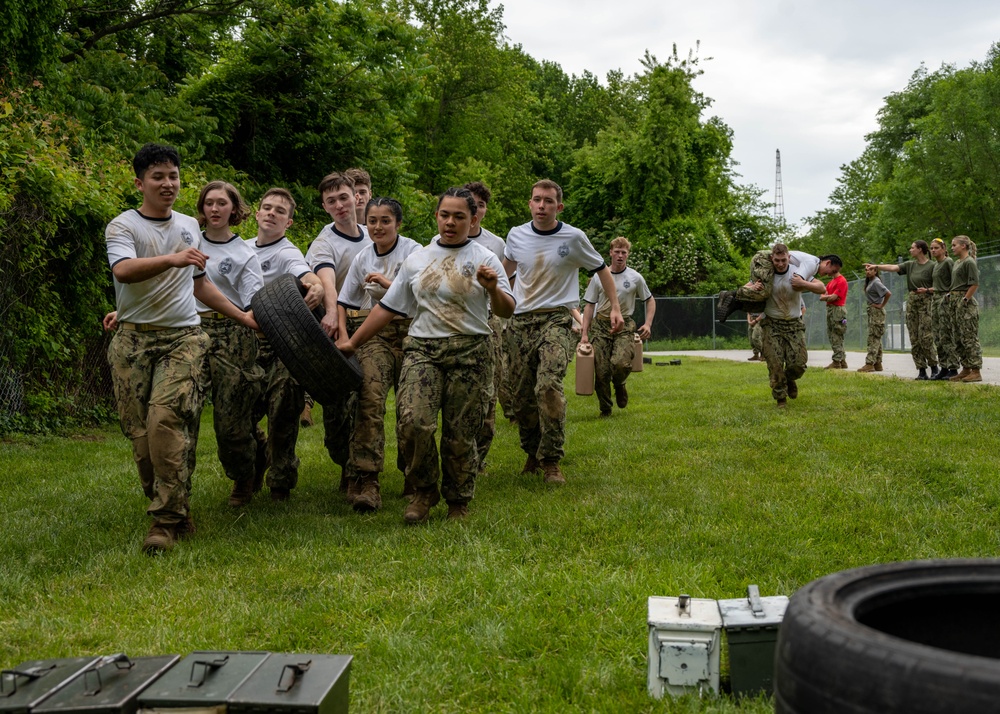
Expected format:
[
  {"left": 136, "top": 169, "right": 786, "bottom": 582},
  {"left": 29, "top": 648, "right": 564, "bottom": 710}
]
[
  {"left": 32, "top": 655, "right": 179, "bottom": 713},
  {"left": 718, "top": 585, "right": 788, "bottom": 697},
  {"left": 0, "top": 657, "right": 99, "bottom": 713}
]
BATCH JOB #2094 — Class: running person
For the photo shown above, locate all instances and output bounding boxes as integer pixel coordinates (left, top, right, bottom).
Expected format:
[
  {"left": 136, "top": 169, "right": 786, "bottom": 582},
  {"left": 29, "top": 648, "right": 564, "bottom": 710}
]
[
  {"left": 337, "top": 187, "right": 515, "bottom": 522},
  {"left": 336, "top": 197, "right": 421, "bottom": 511},
  {"left": 580, "top": 236, "right": 654, "bottom": 417},
  {"left": 503, "top": 180, "right": 623, "bottom": 484}
]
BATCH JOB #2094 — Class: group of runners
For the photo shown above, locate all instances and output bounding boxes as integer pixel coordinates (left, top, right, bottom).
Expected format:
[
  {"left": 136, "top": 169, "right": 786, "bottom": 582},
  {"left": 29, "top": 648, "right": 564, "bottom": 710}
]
[
  {"left": 722, "top": 237, "right": 984, "bottom": 409},
  {"left": 106, "top": 143, "right": 653, "bottom": 554}
]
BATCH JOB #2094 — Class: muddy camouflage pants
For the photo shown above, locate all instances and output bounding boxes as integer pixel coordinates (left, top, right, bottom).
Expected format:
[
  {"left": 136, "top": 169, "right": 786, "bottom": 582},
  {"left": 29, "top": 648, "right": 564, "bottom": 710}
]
[
  {"left": 108, "top": 325, "right": 209, "bottom": 525},
  {"left": 761, "top": 317, "right": 807, "bottom": 401},
  {"left": 253, "top": 337, "right": 304, "bottom": 490},
  {"left": 826, "top": 304, "right": 847, "bottom": 363},
  {"left": 905, "top": 292, "right": 937, "bottom": 369},
  {"left": 952, "top": 296, "right": 983, "bottom": 369},
  {"left": 201, "top": 318, "right": 263, "bottom": 484},
  {"left": 397, "top": 334, "right": 492, "bottom": 504},
  {"left": 591, "top": 315, "right": 636, "bottom": 413},
  {"left": 349, "top": 319, "right": 409, "bottom": 476},
  {"left": 507, "top": 310, "right": 576, "bottom": 462},
  {"left": 865, "top": 304, "right": 885, "bottom": 366},
  {"left": 735, "top": 250, "right": 775, "bottom": 303},
  {"left": 322, "top": 320, "right": 360, "bottom": 475},
  {"left": 475, "top": 314, "right": 504, "bottom": 471},
  {"left": 932, "top": 294, "right": 959, "bottom": 371}
]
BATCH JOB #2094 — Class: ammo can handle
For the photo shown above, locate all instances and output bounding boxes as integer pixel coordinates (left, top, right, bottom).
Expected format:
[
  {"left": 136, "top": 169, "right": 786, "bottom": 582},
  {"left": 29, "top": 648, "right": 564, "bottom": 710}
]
[
  {"left": 276, "top": 660, "right": 312, "bottom": 693},
  {"left": 187, "top": 655, "right": 230, "bottom": 688},
  {"left": 747, "top": 584, "right": 765, "bottom": 617},
  {"left": 677, "top": 594, "right": 692, "bottom": 616},
  {"left": 82, "top": 654, "right": 135, "bottom": 696},
  {"left": 1, "top": 664, "right": 56, "bottom": 697}
]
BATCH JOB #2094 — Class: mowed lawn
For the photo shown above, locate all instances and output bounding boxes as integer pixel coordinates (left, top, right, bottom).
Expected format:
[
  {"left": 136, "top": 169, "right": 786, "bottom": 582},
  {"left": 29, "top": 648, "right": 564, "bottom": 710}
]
[{"left": 3, "top": 357, "right": 999, "bottom": 712}]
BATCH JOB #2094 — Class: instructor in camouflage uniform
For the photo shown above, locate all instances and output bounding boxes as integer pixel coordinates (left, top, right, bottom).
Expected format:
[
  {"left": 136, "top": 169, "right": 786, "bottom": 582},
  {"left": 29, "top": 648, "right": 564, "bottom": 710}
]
[
  {"left": 928, "top": 238, "right": 959, "bottom": 380},
  {"left": 338, "top": 187, "right": 514, "bottom": 523},
  {"left": 106, "top": 144, "right": 257, "bottom": 554},
  {"left": 866, "top": 240, "right": 938, "bottom": 379},
  {"left": 503, "top": 180, "right": 623, "bottom": 484},
  {"left": 948, "top": 235, "right": 983, "bottom": 383}
]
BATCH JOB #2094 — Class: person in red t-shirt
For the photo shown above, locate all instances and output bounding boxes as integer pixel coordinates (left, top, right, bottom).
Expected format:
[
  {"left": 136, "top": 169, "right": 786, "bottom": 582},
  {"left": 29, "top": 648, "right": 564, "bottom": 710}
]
[{"left": 819, "top": 255, "right": 848, "bottom": 368}]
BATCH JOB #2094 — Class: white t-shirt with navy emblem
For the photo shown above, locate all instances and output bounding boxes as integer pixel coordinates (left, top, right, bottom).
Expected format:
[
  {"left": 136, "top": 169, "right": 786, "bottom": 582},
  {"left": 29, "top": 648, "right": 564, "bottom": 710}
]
[
  {"left": 583, "top": 267, "right": 651, "bottom": 319},
  {"left": 338, "top": 236, "right": 422, "bottom": 312},
  {"left": 765, "top": 250, "right": 820, "bottom": 320},
  {"left": 380, "top": 239, "right": 513, "bottom": 338},
  {"left": 504, "top": 221, "right": 605, "bottom": 314},
  {"left": 305, "top": 223, "right": 369, "bottom": 293},
  {"left": 246, "top": 236, "right": 311, "bottom": 285},
  {"left": 195, "top": 234, "right": 264, "bottom": 311},
  {"left": 106, "top": 209, "right": 204, "bottom": 327}
]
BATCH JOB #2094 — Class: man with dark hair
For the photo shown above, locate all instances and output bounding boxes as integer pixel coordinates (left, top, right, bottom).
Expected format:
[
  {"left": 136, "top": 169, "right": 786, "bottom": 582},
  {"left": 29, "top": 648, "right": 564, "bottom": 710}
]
[
  {"left": 344, "top": 167, "right": 372, "bottom": 227},
  {"left": 818, "top": 254, "right": 848, "bottom": 369},
  {"left": 502, "top": 180, "right": 623, "bottom": 484},
  {"left": 107, "top": 143, "right": 257, "bottom": 553}
]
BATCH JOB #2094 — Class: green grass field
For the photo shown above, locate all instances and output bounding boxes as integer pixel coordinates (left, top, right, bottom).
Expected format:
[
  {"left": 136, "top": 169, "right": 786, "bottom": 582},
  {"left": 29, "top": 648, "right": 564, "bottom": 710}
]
[{"left": 3, "top": 356, "right": 999, "bottom": 712}]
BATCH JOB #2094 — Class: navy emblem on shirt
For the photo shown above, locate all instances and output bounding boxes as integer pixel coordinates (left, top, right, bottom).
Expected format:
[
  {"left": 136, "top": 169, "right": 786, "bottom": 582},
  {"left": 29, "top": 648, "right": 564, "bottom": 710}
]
[
  {"left": 219, "top": 257, "right": 233, "bottom": 276},
  {"left": 558, "top": 242, "right": 570, "bottom": 258},
  {"left": 624, "top": 279, "right": 631, "bottom": 289},
  {"left": 180, "top": 229, "right": 194, "bottom": 246},
  {"left": 261, "top": 260, "right": 271, "bottom": 273},
  {"left": 461, "top": 261, "right": 475, "bottom": 278}
]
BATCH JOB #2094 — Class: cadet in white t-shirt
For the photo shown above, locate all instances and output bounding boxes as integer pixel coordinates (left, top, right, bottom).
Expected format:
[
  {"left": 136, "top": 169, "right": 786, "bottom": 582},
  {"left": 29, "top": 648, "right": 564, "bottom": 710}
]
[
  {"left": 336, "top": 197, "right": 421, "bottom": 512},
  {"left": 194, "top": 180, "right": 266, "bottom": 508},
  {"left": 502, "top": 180, "right": 623, "bottom": 485},
  {"left": 247, "top": 188, "right": 325, "bottom": 501},
  {"left": 462, "top": 181, "right": 508, "bottom": 474},
  {"left": 106, "top": 144, "right": 257, "bottom": 555},
  {"left": 305, "top": 172, "right": 371, "bottom": 494},
  {"left": 580, "top": 236, "right": 655, "bottom": 417},
  {"left": 337, "top": 187, "right": 515, "bottom": 524}
]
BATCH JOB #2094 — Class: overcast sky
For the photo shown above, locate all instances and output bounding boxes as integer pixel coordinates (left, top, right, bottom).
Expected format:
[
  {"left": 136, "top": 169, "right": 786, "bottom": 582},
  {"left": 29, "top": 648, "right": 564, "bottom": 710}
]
[{"left": 491, "top": 0, "right": 1000, "bottom": 227}]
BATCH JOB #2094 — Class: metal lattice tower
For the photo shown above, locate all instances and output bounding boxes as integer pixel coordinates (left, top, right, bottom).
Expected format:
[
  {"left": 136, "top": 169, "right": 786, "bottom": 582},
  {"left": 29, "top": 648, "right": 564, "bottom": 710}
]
[{"left": 774, "top": 149, "right": 785, "bottom": 227}]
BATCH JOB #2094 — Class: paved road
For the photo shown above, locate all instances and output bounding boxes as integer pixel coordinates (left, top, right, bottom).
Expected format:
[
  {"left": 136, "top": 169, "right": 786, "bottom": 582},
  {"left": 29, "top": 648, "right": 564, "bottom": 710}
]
[{"left": 647, "top": 350, "right": 1000, "bottom": 385}]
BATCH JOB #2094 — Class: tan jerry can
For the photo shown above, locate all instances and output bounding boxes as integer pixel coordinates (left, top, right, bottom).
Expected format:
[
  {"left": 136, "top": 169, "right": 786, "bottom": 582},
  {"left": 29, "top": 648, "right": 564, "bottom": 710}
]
[
  {"left": 575, "top": 342, "right": 594, "bottom": 395},
  {"left": 632, "top": 334, "right": 644, "bottom": 372}
]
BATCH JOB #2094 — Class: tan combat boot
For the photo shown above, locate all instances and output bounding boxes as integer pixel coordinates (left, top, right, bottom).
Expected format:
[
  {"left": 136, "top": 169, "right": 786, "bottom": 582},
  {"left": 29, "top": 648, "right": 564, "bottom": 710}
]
[
  {"left": 142, "top": 523, "right": 177, "bottom": 554},
  {"left": 857, "top": 364, "right": 875, "bottom": 373},
  {"left": 352, "top": 473, "right": 382, "bottom": 512},
  {"left": 521, "top": 455, "right": 541, "bottom": 475},
  {"left": 962, "top": 369, "right": 982, "bottom": 383},
  {"left": 404, "top": 488, "right": 440, "bottom": 524},
  {"left": 950, "top": 368, "right": 971, "bottom": 382},
  {"left": 542, "top": 460, "right": 565, "bottom": 484}
]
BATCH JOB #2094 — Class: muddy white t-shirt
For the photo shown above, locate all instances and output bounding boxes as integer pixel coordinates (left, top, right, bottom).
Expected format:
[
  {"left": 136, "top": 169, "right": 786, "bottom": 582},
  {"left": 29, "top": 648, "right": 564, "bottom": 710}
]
[
  {"left": 504, "top": 221, "right": 604, "bottom": 314},
  {"left": 247, "top": 236, "right": 311, "bottom": 285},
  {"left": 195, "top": 233, "right": 264, "bottom": 311},
  {"left": 380, "top": 239, "right": 513, "bottom": 338},
  {"left": 470, "top": 227, "right": 506, "bottom": 262},
  {"left": 583, "top": 267, "right": 651, "bottom": 318},
  {"left": 305, "top": 223, "right": 369, "bottom": 293},
  {"left": 338, "top": 236, "right": 422, "bottom": 311},
  {"left": 106, "top": 209, "right": 203, "bottom": 327},
  {"left": 765, "top": 251, "right": 819, "bottom": 320}
]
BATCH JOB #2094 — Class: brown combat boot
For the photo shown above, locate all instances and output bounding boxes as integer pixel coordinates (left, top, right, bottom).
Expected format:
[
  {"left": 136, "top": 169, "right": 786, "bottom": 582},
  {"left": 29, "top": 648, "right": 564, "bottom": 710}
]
[
  {"left": 352, "top": 473, "right": 382, "bottom": 512},
  {"left": 776, "top": 398, "right": 787, "bottom": 409},
  {"left": 447, "top": 502, "right": 469, "bottom": 520},
  {"left": 787, "top": 379, "right": 798, "bottom": 399},
  {"left": 950, "top": 368, "right": 971, "bottom": 382},
  {"left": 839, "top": 360, "right": 849, "bottom": 369},
  {"left": 270, "top": 486, "right": 291, "bottom": 502},
  {"left": 229, "top": 477, "right": 254, "bottom": 507},
  {"left": 142, "top": 523, "right": 177, "bottom": 554},
  {"left": 521, "top": 455, "right": 541, "bottom": 475},
  {"left": 857, "top": 364, "right": 875, "bottom": 373},
  {"left": 824, "top": 362, "right": 839, "bottom": 369},
  {"left": 542, "top": 460, "right": 565, "bottom": 484},
  {"left": 615, "top": 383, "right": 628, "bottom": 408},
  {"left": 299, "top": 403, "right": 313, "bottom": 427},
  {"left": 175, "top": 516, "right": 196, "bottom": 540},
  {"left": 404, "top": 488, "right": 440, "bottom": 524},
  {"left": 874, "top": 362, "right": 883, "bottom": 372},
  {"left": 962, "top": 369, "right": 982, "bottom": 383}
]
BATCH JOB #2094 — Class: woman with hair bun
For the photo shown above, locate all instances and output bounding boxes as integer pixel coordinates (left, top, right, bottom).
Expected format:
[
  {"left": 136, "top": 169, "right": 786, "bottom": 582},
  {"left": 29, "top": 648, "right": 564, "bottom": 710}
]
[{"left": 947, "top": 235, "right": 982, "bottom": 383}]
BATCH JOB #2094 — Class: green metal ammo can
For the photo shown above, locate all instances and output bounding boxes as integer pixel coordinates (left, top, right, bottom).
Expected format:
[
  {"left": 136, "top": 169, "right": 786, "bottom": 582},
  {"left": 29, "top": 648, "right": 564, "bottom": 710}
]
[
  {"left": 717, "top": 585, "right": 788, "bottom": 697},
  {"left": 136, "top": 651, "right": 269, "bottom": 713},
  {"left": 0, "top": 657, "right": 100, "bottom": 713},
  {"left": 227, "top": 654, "right": 351, "bottom": 713},
  {"left": 32, "top": 654, "right": 179, "bottom": 714}
]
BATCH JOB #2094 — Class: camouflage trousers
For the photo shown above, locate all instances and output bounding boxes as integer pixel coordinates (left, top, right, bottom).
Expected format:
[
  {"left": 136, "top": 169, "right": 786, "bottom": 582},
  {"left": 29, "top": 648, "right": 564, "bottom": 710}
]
[
  {"left": 201, "top": 317, "right": 263, "bottom": 484},
  {"left": 397, "top": 334, "right": 493, "bottom": 504},
  {"left": 749, "top": 322, "right": 763, "bottom": 354},
  {"left": 591, "top": 315, "right": 636, "bottom": 413},
  {"left": 826, "top": 304, "right": 847, "bottom": 362},
  {"left": 475, "top": 314, "right": 504, "bottom": 471},
  {"left": 951, "top": 296, "right": 983, "bottom": 369},
  {"left": 932, "top": 294, "right": 959, "bottom": 371},
  {"left": 108, "top": 325, "right": 209, "bottom": 525},
  {"left": 735, "top": 250, "right": 774, "bottom": 303},
  {"left": 253, "top": 337, "right": 304, "bottom": 490},
  {"left": 349, "top": 318, "right": 409, "bottom": 477},
  {"left": 865, "top": 304, "right": 885, "bottom": 365},
  {"left": 905, "top": 292, "right": 937, "bottom": 369},
  {"left": 322, "top": 319, "right": 361, "bottom": 474},
  {"left": 761, "top": 317, "right": 807, "bottom": 401},
  {"left": 498, "top": 317, "right": 516, "bottom": 420},
  {"left": 507, "top": 309, "right": 576, "bottom": 462}
]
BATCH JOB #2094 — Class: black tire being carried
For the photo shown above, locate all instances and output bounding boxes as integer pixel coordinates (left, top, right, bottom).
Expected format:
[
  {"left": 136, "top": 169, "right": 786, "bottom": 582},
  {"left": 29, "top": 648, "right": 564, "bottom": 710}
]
[
  {"left": 250, "top": 273, "right": 362, "bottom": 404},
  {"left": 775, "top": 558, "right": 1000, "bottom": 714}
]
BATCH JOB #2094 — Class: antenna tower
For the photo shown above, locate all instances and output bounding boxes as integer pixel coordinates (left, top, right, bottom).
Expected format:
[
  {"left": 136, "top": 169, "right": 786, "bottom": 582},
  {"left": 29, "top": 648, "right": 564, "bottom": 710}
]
[{"left": 774, "top": 149, "right": 785, "bottom": 227}]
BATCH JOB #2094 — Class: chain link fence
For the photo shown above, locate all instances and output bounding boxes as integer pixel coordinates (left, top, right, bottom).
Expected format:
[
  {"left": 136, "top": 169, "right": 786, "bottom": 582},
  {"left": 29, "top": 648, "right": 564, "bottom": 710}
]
[{"left": 638, "top": 254, "right": 1000, "bottom": 353}]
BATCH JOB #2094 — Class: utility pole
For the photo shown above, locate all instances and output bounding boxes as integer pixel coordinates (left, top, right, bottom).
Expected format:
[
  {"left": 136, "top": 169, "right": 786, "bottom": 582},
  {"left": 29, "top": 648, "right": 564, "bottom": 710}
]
[{"left": 774, "top": 149, "right": 785, "bottom": 228}]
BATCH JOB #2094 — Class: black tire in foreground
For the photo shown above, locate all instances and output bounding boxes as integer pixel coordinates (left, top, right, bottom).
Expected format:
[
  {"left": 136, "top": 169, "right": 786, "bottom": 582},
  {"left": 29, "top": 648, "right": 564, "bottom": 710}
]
[
  {"left": 775, "top": 558, "right": 1000, "bottom": 713},
  {"left": 251, "top": 273, "right": 362, "bottom": 404}
]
